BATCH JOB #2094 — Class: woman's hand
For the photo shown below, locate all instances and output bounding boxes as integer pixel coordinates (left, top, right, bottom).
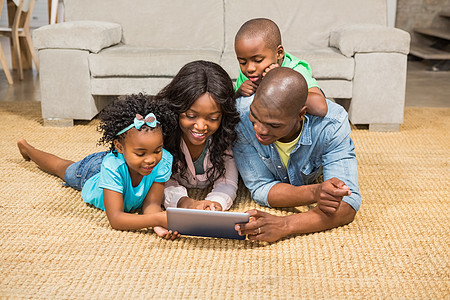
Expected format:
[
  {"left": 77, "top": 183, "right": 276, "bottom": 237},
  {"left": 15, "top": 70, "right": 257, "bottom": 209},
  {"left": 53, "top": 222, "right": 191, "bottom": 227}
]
[
  {"left": 191, "top": 200, "right": 223, "bottom": 211},
  {"left": 178, "top": 197, "right": 223, "bottom": 211}
]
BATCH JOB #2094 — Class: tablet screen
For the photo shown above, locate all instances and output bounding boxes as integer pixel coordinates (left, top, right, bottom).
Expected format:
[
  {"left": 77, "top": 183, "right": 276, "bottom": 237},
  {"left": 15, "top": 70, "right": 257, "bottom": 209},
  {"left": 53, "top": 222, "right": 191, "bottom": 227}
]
[{"left": 167, "top": 207, "right": 249, "bottom": 240}]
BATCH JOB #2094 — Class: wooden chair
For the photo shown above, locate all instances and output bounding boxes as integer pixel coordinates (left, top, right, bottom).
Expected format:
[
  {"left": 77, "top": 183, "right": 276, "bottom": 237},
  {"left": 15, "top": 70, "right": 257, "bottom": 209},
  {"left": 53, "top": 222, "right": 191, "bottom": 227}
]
[
  {"left": 0, "top": 0, "right": 14, "bottom": 84},
  {"left": 0, "top": 0, "right": 39, "bottom": 81}
]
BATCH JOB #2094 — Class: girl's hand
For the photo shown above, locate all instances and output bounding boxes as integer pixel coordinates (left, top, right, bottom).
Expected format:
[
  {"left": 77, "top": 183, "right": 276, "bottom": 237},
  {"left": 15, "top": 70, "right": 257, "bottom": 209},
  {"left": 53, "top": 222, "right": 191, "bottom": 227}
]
[{"left": 153, "top": 226, "right": 181, "bottom": 240}]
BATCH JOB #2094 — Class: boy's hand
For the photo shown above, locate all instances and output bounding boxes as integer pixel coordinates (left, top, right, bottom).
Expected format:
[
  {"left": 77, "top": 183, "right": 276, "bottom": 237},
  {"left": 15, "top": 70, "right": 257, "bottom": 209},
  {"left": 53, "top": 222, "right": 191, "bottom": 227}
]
[
  {"left": 153, "top": 226, "right": 181, "bottom": 240},
  {"left": 315, "top": 178, "right": 351, "bottom": 215},
  {"left": 191, "top": 200, "right": 223, "bottom": 211},
  {"left": 262, "top": 63, "right": 280, "bottom": 77},
  {"left": 237, "top": 80, "right": 258, "bottom": 97}
]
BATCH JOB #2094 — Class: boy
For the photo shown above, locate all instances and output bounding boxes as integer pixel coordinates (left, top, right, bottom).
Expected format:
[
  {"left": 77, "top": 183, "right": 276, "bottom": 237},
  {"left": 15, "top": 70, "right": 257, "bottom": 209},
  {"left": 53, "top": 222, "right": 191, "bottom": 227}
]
[{"left": 234, "top": 18, "right": 327, "bottom": 116}]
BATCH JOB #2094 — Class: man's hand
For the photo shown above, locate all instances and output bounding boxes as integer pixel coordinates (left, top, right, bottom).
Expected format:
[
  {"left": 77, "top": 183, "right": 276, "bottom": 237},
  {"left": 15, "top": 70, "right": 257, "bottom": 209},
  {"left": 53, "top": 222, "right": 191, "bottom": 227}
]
[
  {"left": 315, "top": 178, "right": 351, "bottom": 215},
  {"left": 236, "top": 80, "right": 258, "bottom": 97},
  {"left": 262, "top": 63, "right": 280, "bottom": 77},
  {"left": 153, "top": 226, "right": 181, "bottom": 240},
  {"left": 235, "top": 209, "right": 290, "bottom": 242}
]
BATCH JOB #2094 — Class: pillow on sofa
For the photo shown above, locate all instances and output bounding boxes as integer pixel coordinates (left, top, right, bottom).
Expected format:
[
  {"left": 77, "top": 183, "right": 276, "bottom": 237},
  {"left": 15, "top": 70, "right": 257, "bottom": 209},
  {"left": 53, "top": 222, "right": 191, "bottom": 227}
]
[{"left": 33, "top": 21, "right": 122, "bottom": 54}]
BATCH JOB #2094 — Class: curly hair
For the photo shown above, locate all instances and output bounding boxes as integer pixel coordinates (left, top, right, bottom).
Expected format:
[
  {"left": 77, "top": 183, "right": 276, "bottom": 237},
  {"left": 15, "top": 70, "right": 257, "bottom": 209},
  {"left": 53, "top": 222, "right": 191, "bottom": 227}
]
[
  {"left": 154, "top": 60, "right": 240, "bottom": 185},
  {"left": 97, "top": 93, "right": 177, "bottom": 153}
]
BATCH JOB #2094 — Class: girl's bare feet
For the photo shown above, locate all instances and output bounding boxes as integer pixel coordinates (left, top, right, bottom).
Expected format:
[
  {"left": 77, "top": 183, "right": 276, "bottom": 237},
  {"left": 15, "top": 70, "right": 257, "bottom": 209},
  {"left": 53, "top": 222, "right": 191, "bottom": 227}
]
[
  {"left": 16, "top": 139, "right": 74, "bottom": 179},
  {"left": 17, "top": 138, "right": 31, "bottom": 161}
]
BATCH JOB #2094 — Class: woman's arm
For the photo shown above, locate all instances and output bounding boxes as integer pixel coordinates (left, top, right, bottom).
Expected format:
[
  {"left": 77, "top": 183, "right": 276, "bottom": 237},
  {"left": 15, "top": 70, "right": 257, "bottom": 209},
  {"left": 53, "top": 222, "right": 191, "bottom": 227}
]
[{"left": 205, "top": 151, "right": 239, "bottom": 210}]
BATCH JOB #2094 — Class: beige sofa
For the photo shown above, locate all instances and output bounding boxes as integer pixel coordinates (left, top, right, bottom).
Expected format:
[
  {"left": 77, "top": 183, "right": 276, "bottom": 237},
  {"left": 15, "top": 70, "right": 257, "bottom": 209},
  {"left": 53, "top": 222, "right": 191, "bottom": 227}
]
[{"left": 33, "top": 0, "right": 410, "bottom": 131}]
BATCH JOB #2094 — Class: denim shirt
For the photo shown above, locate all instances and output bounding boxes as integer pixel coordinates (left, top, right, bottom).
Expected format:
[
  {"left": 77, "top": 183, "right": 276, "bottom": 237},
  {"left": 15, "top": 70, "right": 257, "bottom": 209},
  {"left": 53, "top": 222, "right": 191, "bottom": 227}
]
[{"left": 233, "top": 96, "right": 361, "bottom": 211}]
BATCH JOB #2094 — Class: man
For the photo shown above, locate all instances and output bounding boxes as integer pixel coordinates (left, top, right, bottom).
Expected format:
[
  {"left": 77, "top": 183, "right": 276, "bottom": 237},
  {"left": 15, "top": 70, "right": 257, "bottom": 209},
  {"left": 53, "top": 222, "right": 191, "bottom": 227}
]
[{"left": 234, "top": 67, "right": 360, "bottom": 242}]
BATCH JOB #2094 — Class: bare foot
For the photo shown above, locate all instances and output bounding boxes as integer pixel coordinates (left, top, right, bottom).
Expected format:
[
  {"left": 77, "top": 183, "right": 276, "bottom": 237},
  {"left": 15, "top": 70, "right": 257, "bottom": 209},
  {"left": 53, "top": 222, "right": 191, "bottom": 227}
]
[{"left": 17, "top": 139, "right": 31, "bottom": 161}]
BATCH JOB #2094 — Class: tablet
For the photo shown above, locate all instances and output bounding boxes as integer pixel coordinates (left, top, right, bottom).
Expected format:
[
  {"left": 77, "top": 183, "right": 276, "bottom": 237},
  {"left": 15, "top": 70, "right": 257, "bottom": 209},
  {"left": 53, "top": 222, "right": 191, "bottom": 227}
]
[{"left": 166, "top": 207, "right": 249, "bottom": 240}]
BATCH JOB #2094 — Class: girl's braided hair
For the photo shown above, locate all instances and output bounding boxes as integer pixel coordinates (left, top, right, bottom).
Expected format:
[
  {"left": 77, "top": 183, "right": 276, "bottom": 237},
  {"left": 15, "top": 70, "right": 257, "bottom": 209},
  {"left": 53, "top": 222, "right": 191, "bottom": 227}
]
[
  {"left": 154, "top": 60, "right": 240, "bottom": 185},
  {"left": 97, "top": 93, "right": 177, "bottom": 153}
]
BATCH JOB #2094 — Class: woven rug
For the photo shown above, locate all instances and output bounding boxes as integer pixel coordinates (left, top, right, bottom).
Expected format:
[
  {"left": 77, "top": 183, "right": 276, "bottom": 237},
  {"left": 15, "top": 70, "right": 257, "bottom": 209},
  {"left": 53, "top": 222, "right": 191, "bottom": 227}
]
[{"left": 0, "top": 101, "right": 448, "bottom": 299}]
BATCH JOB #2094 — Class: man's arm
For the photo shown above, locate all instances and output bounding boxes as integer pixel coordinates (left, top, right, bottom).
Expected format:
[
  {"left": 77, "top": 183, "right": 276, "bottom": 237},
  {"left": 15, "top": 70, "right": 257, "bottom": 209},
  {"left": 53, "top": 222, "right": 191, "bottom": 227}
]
[
  {"left": 236, "top": 201, "right": 356, "bottom": 242},
  {"left": 268, "top": 182, "right": 317, "bottom": 207},
  {"left": 233, "top": 127, "right": 279, "bottom": 207},
  {"left": 268, "top": 177, "right": 351, "bottom": 213},
  {"left": 269, "top": 107, "right": 360, "bottom": 212}
]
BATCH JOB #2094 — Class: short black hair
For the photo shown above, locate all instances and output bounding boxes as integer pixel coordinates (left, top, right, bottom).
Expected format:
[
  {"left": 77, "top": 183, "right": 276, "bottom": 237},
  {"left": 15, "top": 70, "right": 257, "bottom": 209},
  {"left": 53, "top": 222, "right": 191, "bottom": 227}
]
[
  {"left": 256, "top": 67, "right": 308, "bottom": 115},
  {"left": 235, "top": 18, "right": 282, "bottom": 51}
]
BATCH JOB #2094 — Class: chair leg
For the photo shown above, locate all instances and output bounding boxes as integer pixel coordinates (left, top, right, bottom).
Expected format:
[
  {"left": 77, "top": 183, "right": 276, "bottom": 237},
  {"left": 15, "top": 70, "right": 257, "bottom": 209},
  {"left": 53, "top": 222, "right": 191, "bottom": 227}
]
[
  {"left": 23, "top": 30, "right": 39, "bottom": 71},
  {"left": 12, "top": 30, "right": 23, "bottom": 80},
  {"left": 0, "top": 45, "right": 13, "bottom": 85}
]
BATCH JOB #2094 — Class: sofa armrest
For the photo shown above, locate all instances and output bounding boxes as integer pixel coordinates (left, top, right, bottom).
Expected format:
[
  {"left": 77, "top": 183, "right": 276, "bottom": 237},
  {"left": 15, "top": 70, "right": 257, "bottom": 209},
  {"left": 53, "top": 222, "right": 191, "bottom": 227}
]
[
  {"left": 33, "top": 21, "right": 122, "bottom": 53},
  {"left": 329, "top": 24, "right": 410, "bottom": 58}
]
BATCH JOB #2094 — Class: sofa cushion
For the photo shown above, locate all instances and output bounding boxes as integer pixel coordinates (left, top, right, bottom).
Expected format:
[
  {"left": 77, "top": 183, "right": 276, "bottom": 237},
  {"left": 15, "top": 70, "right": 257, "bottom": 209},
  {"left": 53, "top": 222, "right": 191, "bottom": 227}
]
[
  {"left": 220, "top": 48, "right": 354, "bottom": 81},
  {"left": 330, "top": 24, "right": 411, "bottom": 57},
  {"left": 317, "top": 80, "right": 353, "bottom": 99},
  {"left": 223, "top": 0, "right": 387, "bottom": 53},
  {"left": 64, "top": 0, "right": 224, "bottom": 50},
  {"left": 289, "top": 49, "right": 354, "bottom": 80},
  {"left": 33, "top": 21, "right": 121, "bottom": 53},
  {"left": 91, "top": 77, "right": 173, "bottom": 96},
  {"left": 89, "top": 45, "right": 222, "bottom": 77}
]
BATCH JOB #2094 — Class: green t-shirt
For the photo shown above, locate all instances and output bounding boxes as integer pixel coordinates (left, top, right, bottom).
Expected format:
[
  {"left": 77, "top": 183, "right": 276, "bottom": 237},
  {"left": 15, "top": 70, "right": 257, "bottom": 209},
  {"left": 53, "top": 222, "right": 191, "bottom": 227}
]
[{"left": 235, "top": 51, "right": 319, "bottom": 91}]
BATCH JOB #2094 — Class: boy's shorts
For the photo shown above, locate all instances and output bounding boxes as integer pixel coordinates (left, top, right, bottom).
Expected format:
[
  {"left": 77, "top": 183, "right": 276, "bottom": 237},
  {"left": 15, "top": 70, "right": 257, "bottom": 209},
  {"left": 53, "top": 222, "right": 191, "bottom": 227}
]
[{"left": 63, "top": 151, "right": 107, "bottom": 191}]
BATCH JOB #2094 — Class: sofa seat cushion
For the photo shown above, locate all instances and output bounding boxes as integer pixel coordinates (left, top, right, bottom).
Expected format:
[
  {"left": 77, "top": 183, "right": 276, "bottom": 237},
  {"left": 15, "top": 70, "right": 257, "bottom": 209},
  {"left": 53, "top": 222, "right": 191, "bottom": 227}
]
[
  {"left": 89, "top": 45, "right": 222, "bottom": 77},
  {"left": 289, "top": 48, "right": 354, "bottom": 80},
  {"left": 220, "top": 48, "right": 354, "bottom": 81}
]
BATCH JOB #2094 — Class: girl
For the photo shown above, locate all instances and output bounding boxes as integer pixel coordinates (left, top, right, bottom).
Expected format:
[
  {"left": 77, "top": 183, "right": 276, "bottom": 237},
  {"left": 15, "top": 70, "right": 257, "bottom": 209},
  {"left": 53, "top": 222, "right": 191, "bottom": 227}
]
[
  {"left": 17, "top": 94, "right": 180, "bottom": 239},
  {"left": 155, "top": 60, "right": 240, "bottom": 211}
]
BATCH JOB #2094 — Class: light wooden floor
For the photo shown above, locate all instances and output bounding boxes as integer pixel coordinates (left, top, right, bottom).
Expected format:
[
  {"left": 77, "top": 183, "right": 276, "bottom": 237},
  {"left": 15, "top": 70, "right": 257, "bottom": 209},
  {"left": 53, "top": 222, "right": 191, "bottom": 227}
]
[{"left": 0, "top": 37, "right": 449, "bottom": 108}]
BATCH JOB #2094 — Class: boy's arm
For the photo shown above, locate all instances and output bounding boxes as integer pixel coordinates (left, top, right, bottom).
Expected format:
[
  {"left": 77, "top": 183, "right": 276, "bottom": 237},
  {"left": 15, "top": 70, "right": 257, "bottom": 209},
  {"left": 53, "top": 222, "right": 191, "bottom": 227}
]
[{"left": 306, "top": 87, "right": 328, "bottom": 117}]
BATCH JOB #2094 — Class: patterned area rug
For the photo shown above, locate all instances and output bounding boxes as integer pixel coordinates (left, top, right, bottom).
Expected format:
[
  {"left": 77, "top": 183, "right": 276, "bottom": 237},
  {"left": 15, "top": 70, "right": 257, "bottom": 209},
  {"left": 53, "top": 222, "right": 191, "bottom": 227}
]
[{"left": 0, "top": 101, "right": 448, "bottom": 298}]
